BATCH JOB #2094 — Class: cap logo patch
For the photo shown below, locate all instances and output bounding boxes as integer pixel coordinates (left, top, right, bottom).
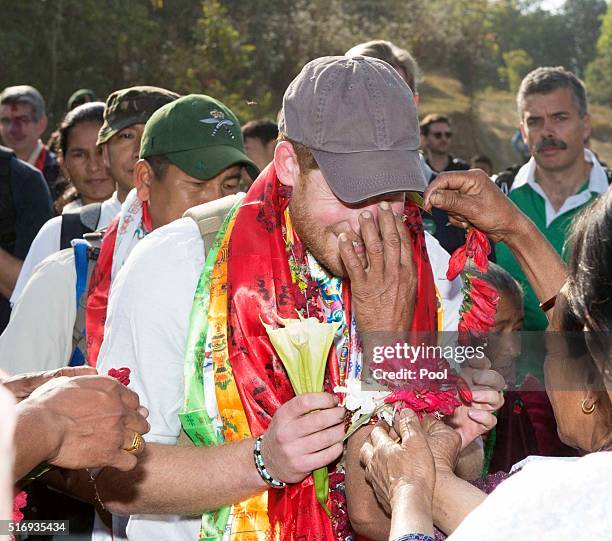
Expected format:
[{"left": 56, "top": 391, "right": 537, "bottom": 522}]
[{"left": 200, "top": 110, "right": 236, "bottom": 139}]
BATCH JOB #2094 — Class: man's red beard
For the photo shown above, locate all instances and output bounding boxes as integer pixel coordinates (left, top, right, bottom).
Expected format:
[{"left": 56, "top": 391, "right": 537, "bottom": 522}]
[{"left": 288, "top": 193, "right": 346, "bottom": 278}]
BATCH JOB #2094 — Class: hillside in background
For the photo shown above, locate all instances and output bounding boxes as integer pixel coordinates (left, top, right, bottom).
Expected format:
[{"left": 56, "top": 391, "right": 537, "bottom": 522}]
[{"left": 418, "top": 74, "right": 612, "bottom": 173}]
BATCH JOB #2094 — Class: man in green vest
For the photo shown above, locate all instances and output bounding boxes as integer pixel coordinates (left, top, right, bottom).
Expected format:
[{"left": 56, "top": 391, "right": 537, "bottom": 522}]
[{"left": 495, "top": 66, "right": 608, "bottom": 332}]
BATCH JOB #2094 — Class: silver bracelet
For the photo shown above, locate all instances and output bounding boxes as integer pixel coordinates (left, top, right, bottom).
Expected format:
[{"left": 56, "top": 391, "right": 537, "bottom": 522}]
[{"left": 253, "top": 435, "right": 286, "bottom": 489}]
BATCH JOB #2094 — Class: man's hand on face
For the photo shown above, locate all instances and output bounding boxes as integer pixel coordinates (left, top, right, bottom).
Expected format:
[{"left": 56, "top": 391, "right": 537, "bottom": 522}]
[
  {"left": 446, "top": 355, "right": 505, "bottom": 450},
  {"left": 338, "top": 201, "right": 417, "bottom": 335},
  {"left": 261, "top": 392, "right": 345, "bottom": 483},
  {"left": 2, "top": 366, "right": 97, "bottom": 403},
  {"left": 423, "top": 170, "right": 523, "bottom": 243},
  {"left": 24, "top": 375, "right": 150, "bottom": 471}
]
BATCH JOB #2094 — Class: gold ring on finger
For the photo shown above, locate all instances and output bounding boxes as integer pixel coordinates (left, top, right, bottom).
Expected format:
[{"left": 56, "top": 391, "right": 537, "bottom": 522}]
[{"left": 125, "top": 432, "right": 145, "bottom": 453}]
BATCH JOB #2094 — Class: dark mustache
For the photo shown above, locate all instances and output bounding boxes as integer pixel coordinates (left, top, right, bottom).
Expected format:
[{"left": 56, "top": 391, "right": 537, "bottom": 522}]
[{"left": 536, "top": 138, "right": 567, "bottom": 152}]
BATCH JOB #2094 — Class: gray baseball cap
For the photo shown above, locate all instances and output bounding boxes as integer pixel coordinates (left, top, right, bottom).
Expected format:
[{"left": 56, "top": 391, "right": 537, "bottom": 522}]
[{"left": 279, "top": 56, "right": 426, "bottom": 203}]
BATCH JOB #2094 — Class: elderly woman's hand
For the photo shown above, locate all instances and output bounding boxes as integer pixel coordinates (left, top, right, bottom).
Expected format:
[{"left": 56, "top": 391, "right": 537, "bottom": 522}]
[
  {"left": 447, "top": 354, "right": 505, "bottom": 449},
  {"left": 360, "top": 409, "right": 435, "bottom": 515},
  {"left": 420, "top": 415, "right": 463, "bottom": 475},
  {"left": 423, "top": 169, "right": 524, "bottom": 243}
]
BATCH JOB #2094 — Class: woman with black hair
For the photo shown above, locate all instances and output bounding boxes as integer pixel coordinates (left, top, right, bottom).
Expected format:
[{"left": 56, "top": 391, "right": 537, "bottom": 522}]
[{"left": 54, "top": 102, "right": 113, "bottom": 213}]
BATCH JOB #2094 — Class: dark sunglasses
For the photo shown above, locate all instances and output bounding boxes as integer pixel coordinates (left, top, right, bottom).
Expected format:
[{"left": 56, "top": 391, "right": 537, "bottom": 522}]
[{"left": 431, "top": 131, "right": 452, "bottom": 140}]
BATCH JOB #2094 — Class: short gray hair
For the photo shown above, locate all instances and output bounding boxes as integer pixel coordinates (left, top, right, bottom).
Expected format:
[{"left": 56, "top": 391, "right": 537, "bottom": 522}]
[
  {"left": 0, "top": 85, "right": 46, "bottom": 120},
  {"left": 346, "top": 40, "right": 420, "bottom": 94},
  {"left": 517, "top": 67, "right": 588, "bottom": 118}
]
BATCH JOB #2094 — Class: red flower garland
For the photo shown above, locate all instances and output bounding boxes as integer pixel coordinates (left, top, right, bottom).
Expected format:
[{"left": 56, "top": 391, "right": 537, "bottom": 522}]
[
  {"left": 447, "top": 228, "right": 500, "bottom": 340},
  {"left": 365, "top": 227, "right": 499, "bottom": 419},
  {"left": 108, "top": 367, "right": 131, "bottom": 386},
  {"left": 12, "top": 490, "right": 27, "bottom": 522}
]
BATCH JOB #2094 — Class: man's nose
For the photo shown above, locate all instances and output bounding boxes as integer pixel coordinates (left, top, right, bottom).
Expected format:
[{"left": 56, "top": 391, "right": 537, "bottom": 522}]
[
  {"left": 90, "top": 149, "right": 106, "bottom": 173},
  {"left": 347, "top": 202, "right": 379, "bottom": 236},
  {"left": 347, "top": 200, "right": 402, "bottom": 236},
  {"left": 8, "top": 122, "right": 22, "bottom": 137},
  {"left": 542, "top": 117, "right": 557, "bottom": 138}
]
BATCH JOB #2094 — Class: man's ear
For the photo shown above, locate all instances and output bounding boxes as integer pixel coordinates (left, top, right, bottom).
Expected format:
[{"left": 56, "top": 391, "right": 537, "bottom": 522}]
[
  {"left": 582, "top": 113, "right": 592, "bottom": 144},
  {"left": 133, "top": 159, "right": 153, "bottom": 202},
  {"left": 36, "top": 115, "right": 48, "bottom": 138},
  {"left": 519, "top": 121, "right": 527, "bottom": 145},
  {"left": 274, "top": 141, "right": 300, "bottom": 187}
]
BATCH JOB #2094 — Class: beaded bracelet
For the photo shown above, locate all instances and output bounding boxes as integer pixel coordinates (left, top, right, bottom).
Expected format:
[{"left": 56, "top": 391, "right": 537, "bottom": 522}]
[
  {"left": 253, "top": 436, "right": 286, "bottom": 489},
  {"left": 392, "top": 534, "right": 435, "bottom": 541}
]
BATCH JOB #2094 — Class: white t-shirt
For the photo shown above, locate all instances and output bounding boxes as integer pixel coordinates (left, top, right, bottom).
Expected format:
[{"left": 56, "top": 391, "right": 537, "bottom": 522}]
[
  {"left": 11, "top": 192, "right": 121, "bottom": 305},
  {"left": 0, "top": 249, "right": 76, "bottom": 374},
  {"left": 62, "top": 198, "right": 84, "bottom": 213},
  {"left": 96, "top": 217, "right": 463, "bottom": 541},
  {"left": 449, "top": 452, "right": 612, "bottom": 540}
]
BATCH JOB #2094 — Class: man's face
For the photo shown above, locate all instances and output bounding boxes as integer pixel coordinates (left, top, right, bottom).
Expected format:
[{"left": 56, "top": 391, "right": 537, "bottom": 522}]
[
  {"left": 520, "top": 87, "right": 591, "bottom": 173},
  {"left": 148, "top": 163, "right": 242, "bottom": 229},
  {"left": 104, "top": 124, "right": 146, "bottom": 197},
  {"left": 0, "top": 102, "right": 47, "bottom": 156},
  {"left": 288, "top": 168, "right": 404, "bottom": 277},
  {"left": 424, "top": 121, "right": 452, "bottom": 155},
  {"left": 244, "top": 136, "right": 275, "bottom": 171}
]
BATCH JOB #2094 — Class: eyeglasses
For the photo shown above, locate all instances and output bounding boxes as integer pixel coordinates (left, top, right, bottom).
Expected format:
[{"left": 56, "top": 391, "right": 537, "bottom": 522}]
[{"left": 431, "top": 131, "right": 452, "bottom": 140}]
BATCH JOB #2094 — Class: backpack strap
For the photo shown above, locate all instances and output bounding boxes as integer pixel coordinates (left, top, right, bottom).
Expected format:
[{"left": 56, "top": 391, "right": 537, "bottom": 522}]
[
  {"left": 0, "top": 146, "right": 16, "bottom": 251},
  {"left": 68, "top": 232, "right": 103, "bottom": 367},
  {"left": 60, "top": 201, "right": 103, "bottom": 250},
  {"left": 182, "top": 192, "right": 246, "bottom": 256},
  {"left": 494, "top": 164, "right": 522, "bottom": 195}
]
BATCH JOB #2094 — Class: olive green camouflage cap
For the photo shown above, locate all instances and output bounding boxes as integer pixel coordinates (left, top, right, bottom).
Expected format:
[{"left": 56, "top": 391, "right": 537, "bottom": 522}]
[
  {"left": 140, "top": 94, "right": 259, "bottom": 181},
  {"left": 67, "top": 88, "right": 97, "bottom": 111},
  {"left": 97, "top": 86, "right": 179, "bottom": 145}
]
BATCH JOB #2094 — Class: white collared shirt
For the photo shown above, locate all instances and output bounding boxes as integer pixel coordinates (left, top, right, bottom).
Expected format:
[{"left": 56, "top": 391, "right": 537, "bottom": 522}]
[
  {"left": 511, "top": 149, "right": 608, "bottom": 227},
  {"left": 26, "top": 139, "right": 44, "bottom": 165}
]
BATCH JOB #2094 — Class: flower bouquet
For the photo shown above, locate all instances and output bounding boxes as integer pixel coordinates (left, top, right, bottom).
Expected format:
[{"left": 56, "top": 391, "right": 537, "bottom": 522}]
[
  {"left": 262, "top": 314, "right": 340, "bottom": 516},
  {"left": 336, "top": 354, "right": 472, "bottom": 441}
]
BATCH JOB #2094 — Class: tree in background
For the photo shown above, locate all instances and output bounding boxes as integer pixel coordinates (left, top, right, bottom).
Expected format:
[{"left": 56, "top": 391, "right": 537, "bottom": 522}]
[
  {"left": 562, "top": 0, "right": 607, "bottom": 78},
  {"left": 171, "top": 0, "right": 264, "bottom": 120},
  {"left": 0, "top": 0, "right": 165, "bottom": 128},
  {"left": 586, "top": 1, "right": 612, "bottom": 106},
  {"left": 1, "top": 0, "right": 611, "bottom": 125},
  {"left": 498, "top": 49, "right": 534, "bottom": 92}
]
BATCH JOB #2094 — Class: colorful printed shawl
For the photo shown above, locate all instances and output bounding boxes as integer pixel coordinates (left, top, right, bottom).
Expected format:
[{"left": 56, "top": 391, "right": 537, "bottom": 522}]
[
  {"left": 180, "top": 163, "right": 438, "bottom": 540},
  {"left": 86, "top": 189, "right": 152, "bottom": 367}
]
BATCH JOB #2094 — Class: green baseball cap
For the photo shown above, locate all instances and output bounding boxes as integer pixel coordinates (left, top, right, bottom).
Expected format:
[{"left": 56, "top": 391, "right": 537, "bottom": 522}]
[
  {"left": 139, "top": 94, "right": 259, "bottom": 181},
  {"left": 97, "top": 86, "right": 179, "bottom": 145}
]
